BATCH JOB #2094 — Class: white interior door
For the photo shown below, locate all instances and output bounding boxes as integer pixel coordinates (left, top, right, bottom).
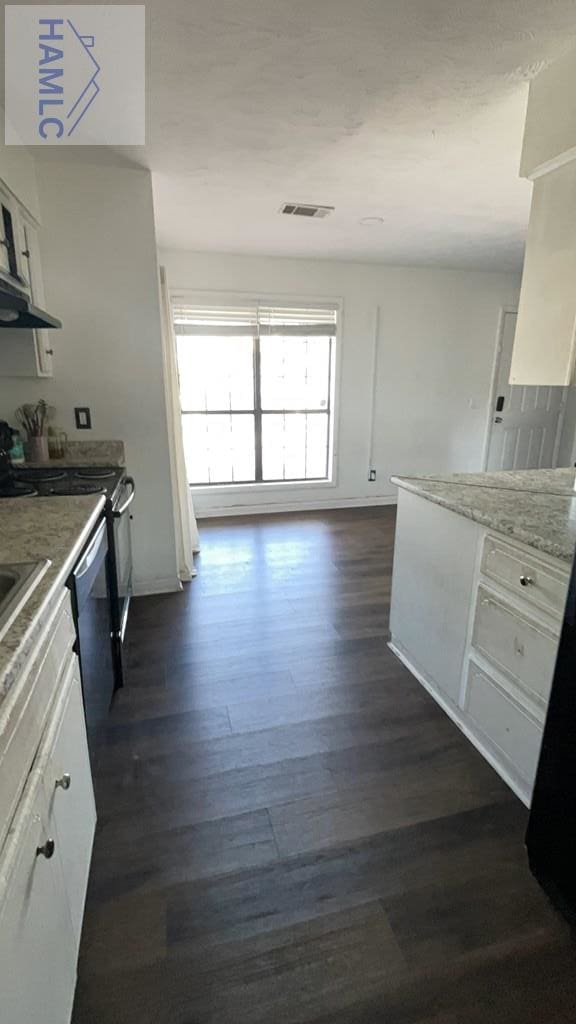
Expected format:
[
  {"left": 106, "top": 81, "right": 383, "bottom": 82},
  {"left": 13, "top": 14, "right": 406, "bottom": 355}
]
[{"left": 485, "top": 311, "right": 566, "bottom": 471}]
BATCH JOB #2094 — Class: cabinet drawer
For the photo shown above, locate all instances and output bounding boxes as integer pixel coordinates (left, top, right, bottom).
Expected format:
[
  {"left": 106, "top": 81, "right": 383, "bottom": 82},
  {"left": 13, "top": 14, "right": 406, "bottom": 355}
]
[
  {"left": 0, "top": 591, "right": 76, "bottom": 850},
  {"left": 481, "top": 535, "right": 568, "bottom": 622},
  {"left": 472, "top": 586, "right": 557, "bottom": 711},
  {"left": 0, "top": 760, "right": 76, "bottom": 1024},
  {"left": 465, "top": 662, "right": 542, "bottom": 785}
]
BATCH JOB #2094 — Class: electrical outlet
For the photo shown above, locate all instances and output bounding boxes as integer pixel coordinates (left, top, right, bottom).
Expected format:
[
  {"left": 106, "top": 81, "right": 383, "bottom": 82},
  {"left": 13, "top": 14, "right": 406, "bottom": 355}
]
[
  {"left": 74, "top": 407, "right": 92, "bottom": 430},
  {"left": 369, "top": 469, "right": 376, "bottom": 482}
]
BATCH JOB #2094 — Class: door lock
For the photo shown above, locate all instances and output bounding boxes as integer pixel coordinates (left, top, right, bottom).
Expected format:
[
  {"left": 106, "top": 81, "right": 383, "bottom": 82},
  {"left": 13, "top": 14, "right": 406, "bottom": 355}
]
[{"left": 494, "top": 416, "right": 503, "bottom": 424}]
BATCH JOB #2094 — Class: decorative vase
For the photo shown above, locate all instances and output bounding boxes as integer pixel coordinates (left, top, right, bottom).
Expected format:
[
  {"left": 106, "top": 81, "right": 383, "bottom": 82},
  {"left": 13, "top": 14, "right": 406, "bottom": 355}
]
[{"left": 26, "top": 436, "right": 49, "bottom": 463}]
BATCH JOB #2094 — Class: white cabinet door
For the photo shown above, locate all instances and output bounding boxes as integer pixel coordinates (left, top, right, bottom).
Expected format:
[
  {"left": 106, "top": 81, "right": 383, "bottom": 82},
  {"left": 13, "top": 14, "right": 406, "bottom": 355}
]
[
  {"left": 16, "top": 216, "right": 53, "bottom": 378},
  {"left": 0, "top": 201, "right": 12, "bottom": 277},
  {"left": 0, "top": 185, "right": 20, "bottom": 281},
  {"left": 0, "top": 661, "right": 96, "bottom": 1024},
  {"left": 472, "top": 586, "right": 557, "bottom": 712},
  {"left": 0, "top": 774, "right": 76, "bottom": 1024},
  {"left": 465, "top": 661, "right": 543, "bottom": 794},
  {"left": 510, "top": 161, "right": 576, "bottom": 387},
  {"left": 43, "top": 664, "right": 96, "bottom": 952}
]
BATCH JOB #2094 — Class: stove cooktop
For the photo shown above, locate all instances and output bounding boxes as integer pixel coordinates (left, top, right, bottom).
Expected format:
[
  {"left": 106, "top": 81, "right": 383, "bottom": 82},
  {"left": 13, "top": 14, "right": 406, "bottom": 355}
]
[{"left": 0, "top": 466, "right": 125, "bottom": 501}]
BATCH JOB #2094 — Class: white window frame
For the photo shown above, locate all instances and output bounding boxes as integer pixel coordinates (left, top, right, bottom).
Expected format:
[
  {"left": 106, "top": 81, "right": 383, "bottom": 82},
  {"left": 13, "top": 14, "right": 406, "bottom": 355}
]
[{"left": 171, "top": 289, "right": 344, "bottom": 493}]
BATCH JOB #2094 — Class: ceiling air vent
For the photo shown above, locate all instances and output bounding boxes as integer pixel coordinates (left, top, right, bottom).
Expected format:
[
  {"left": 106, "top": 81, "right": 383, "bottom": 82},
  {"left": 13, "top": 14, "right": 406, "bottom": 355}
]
[{"left": 280, "top": 203, "right": 334, "bottom": 219}]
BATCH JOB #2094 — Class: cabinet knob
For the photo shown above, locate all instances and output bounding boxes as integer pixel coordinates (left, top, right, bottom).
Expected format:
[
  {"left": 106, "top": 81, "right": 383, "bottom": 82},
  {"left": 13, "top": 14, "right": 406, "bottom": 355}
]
[
  {"left": 55, "top": 773, "right": 71, "bottom": 791},
  {"left": 519, "top": 575, "right": 534, "bottom": 587},
  {"left": 45, "top": 348, "right": 54, "bottom": 356},
  {"left": 36, "top": 838, "right": 55, "bottom": 859}
]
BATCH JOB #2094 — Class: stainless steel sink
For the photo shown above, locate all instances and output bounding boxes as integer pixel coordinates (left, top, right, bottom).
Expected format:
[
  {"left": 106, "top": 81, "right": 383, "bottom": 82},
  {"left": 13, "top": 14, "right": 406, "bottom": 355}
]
[
  {"left": 0, "top": 561, "right": 51, "bottom": 642},
  {"left": 0, "top": 571, "right": 18, "bottom": 602}
]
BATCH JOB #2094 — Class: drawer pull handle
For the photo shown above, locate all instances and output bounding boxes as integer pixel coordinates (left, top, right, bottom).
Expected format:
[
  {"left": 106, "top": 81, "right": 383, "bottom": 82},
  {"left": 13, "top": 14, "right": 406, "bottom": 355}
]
[
  {"left": 36, "top": 839, "right": 55, "bottom": 860},
  {"left": 55, "top": 773, "right": 71, "bottom": 791},
  {"left": 520, "top": 575, "right": 534, "bottom": 587}
]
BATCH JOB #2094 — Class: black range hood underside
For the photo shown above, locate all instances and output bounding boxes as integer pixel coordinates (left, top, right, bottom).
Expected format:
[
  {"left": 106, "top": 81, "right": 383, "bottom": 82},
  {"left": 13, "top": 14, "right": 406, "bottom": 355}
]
[{"left": 0, "top": 277, "right": 62, "bottom": 330}]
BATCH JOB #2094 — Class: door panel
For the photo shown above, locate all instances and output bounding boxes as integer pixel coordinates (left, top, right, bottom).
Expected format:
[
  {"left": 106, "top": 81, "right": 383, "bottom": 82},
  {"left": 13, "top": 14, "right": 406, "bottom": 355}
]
[
  {"left": 0, "top": 771, "right": 76, "bottom": 1024},
  {"left": 486, "top": 312, "right": 565, "bottom": 471},
  {"left": 43, "top": 667, "right": 96, "bottom": 953}
]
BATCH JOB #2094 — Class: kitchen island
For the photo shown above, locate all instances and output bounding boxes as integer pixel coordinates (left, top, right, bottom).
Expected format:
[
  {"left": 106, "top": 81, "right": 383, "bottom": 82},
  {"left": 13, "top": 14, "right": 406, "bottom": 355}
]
[{"left": 390, "top": 469, "right": 575, "bottom": 806}]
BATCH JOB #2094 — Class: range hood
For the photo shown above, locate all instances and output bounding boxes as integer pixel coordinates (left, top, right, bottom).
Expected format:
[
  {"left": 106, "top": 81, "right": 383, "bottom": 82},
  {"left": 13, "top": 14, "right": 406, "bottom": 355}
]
[{"left": 0, "top": 277, "right": 61, "bottom": 330}]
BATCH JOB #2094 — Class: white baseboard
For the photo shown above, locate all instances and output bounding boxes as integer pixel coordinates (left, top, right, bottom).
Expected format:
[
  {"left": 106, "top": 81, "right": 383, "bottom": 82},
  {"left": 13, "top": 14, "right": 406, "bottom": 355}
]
[
  {"left": 388, "top": 639, "right": 530, "bottom": 808},
  {"left": 196, "top": 495, "right": 397, "bottom": 519},
  {"left": 132, "top": 577, "right": 183, "bottom": 597}
]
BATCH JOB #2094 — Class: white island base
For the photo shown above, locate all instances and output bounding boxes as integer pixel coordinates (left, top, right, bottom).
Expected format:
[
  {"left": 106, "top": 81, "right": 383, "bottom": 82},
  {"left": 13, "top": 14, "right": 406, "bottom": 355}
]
[{"left": 389, "top": 487, "right": 569, "bottom": 806}]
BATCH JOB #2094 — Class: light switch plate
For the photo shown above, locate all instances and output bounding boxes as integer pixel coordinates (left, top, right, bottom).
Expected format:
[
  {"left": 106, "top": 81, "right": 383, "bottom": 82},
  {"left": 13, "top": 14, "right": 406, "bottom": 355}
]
[{"left": 74, "top": 407, "right": 92, "bottom": 430}]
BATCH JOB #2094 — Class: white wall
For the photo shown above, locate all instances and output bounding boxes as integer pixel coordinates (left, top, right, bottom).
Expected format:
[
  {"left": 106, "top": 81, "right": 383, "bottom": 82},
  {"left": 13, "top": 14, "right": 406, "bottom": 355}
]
[
  {"left": 161, "top": 249, "right": 521, "bottom": 516},
  {"left": 0, "top": 106, "right": 40, "bottom": 220},
  {"left": 0, "top": 159, "right": 179, "bottom": 593}
]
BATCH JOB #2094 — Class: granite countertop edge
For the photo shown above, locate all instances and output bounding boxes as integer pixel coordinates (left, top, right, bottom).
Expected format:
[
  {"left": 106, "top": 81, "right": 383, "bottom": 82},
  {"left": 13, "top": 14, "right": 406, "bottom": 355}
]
[
  {"left": 0, "top": 496, "right": 106, "bottom": 700},
  {"left": 391, "top": 474, "right": 575, "bottom": 564}
]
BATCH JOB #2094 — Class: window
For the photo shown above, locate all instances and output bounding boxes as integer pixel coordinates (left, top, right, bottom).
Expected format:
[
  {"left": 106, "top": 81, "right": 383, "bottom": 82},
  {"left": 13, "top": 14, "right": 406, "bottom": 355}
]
[{"left": 173, "top": 302, "right": 337, "bottom": 486}]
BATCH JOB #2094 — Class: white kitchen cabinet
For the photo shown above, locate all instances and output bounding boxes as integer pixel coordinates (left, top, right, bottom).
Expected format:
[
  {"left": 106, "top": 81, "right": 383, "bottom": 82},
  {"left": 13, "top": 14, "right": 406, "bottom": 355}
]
[
  {"left": 520, "top": 46, "right": 576, "bottom": 181},
  {"left": 510, "top": 43, "right": 576, "bottom": 387},
  {"left": 481, "top": 534, "right": 568, "bottom": 620},
  {"left": 464, "top": 660, "right": 544, "bottom": 787},
  {"left": 0, "top": 646, "right": 96, "bottom": 1024},
  {"left": 15, "top": 212, "right": 54, "bottom": 377},
  {"left": 0, "top": 184, "right": 22, "bottom": 284},
  {"left": 510, "top": 161, "right": 576, "bottom": 387},
  {"left": 389, "top": 489, "right": 569, "bottom": 806},
  {"left": 472, "top": 585, "right": 557, "bottom": 712},
  {"left": 41, "top": 661, "right": 96, "bottom": 952},
  {"left": 0, "top": 591, "right": 76, "bottom": 854},
  {"left": 0, "top": 758, "right": 77, "bottom": 1024},
  {"left": 0, "top": 180, "right": 54, "bottom": 378}
]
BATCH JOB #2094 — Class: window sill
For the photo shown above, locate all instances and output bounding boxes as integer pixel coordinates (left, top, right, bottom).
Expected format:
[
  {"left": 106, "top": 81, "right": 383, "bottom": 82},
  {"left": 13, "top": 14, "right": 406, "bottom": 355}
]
[{"left": 190, "top": 478, "right": 337, "bottom": 495}]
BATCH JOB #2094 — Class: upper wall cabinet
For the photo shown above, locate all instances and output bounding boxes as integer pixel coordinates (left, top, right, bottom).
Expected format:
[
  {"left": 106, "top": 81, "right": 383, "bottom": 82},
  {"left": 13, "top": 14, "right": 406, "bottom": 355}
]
[
  {"left": 520, "top": 48, "right": 576, "bottom": 181},
  {"left": 510, "top": 161, "right": 576, "bottom": 387},
  {"left": 16, "top": 214, "right": 54, "bottom": 377},
  {"left": 510, "top": 46, "right": 576, "bottom": 387},
  {"left": 0, "top": 180, "right": 54, "bottom": 379}
]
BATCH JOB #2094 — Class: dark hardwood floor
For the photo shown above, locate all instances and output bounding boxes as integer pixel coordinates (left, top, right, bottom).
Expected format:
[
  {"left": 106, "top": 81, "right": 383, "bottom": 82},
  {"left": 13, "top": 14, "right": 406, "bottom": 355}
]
[{"left": 73, "top": 507, "right": 576, "bottom": 1023}]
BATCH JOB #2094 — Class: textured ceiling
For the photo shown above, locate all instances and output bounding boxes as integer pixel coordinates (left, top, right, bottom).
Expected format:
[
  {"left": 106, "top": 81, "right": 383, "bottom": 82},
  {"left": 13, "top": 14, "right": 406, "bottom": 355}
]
[
  {"left": 16, "top": 0, "right": 576, "bottom": 268},
  {"left": 142, "top": 0, "right": 576, "bottom": 268}
]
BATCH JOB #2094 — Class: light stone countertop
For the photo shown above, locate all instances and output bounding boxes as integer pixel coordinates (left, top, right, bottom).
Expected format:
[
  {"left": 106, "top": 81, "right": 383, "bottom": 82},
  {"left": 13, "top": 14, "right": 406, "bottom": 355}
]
[
  {"left": 392, "top": 468, "right": 576, "bottom": 564},
  {"left": 0, "top": 495, "right": 105, "bottom": 700}
]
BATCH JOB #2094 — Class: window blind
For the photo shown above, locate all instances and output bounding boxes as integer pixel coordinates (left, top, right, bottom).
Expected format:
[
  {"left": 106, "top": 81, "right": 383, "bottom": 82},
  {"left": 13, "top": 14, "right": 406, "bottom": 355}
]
[
  {"left": 172, "top": 302, "right": 337, "bottom": 337},
  {"left": 172, "top": 305, "right": 258, "bottom": 336},
  {"left": 258, "top": 306, "right": 337, "bottom": 336}
]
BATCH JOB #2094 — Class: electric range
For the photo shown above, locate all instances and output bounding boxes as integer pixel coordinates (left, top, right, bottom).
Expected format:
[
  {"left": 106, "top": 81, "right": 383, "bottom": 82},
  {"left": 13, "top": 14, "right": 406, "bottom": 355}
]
[{"left": 0, "top": 464, "right": 125, "bottom": 501}]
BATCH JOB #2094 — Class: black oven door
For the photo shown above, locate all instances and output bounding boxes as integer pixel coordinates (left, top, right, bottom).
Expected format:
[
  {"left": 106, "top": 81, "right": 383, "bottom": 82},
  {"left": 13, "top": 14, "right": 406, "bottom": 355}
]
[
  {"left": 69, "top": 518, "right": 115, "bottom": 762},
  {"left": 108, "top": 475, "right": 135, "bottom": 686}
]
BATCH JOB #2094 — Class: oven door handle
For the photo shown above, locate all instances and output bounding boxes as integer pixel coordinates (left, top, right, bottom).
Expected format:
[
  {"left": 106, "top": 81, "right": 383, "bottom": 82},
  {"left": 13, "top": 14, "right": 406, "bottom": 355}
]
[
  {"left": 113, "top": 476, "right": 135, "bottom": 518},
  {"left": 74, "top": 520, "right": 107, "bottom": 582}
]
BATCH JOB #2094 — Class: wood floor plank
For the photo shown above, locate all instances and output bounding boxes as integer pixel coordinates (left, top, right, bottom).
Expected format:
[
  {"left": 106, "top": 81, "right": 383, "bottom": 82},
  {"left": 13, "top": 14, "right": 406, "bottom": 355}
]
[{"left": 73, "top": 507, "right": 572, "bottom": 1024}]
